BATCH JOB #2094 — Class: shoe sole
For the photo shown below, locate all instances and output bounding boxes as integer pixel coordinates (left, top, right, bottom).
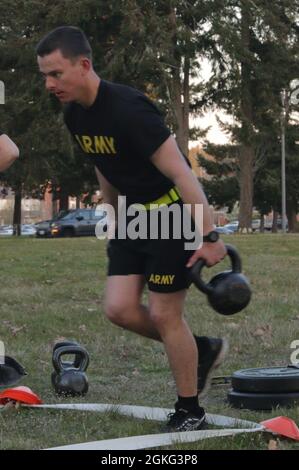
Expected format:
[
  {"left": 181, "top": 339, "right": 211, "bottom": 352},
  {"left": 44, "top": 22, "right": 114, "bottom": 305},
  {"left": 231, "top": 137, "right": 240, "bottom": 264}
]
[
  {"left": 165, "top": 414, "right": 206, "bottom": 433},
  {"left": 198, "top": 338, "right": 229, "bottom": 398}
]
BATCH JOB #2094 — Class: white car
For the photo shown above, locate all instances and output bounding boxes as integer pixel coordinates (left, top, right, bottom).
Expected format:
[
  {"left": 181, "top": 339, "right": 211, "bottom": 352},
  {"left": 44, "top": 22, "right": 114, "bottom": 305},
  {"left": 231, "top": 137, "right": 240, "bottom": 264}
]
[
  {"left": 21, "top": 224, "right": 37, "bottom": 236},
  {"left": 0, "top": 224, "right": 36, "bottom": 236},
  {"left": 223, "top": 222, "right": 239, "bottom": 233},
  {"left": 215, "top": 226, "right": 234, "bottom": 234},
  {"left": 0, "top": 225, "right": 13, "bottom": 236}
]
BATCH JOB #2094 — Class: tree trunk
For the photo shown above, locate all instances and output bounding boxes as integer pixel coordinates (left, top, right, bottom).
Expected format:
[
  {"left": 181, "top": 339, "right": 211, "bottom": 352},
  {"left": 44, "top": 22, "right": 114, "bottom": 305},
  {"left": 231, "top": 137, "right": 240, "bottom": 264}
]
[
  {"left": 286, "top": 198, "right": 298, "bottom": 232},
  {"left": 260, "top": 214, "right": 264, "bottom": 233},
  {"left": 12, "top": 183, "right": 22, "bottom": 236},
  {"left": 52, "top": 197, "right": 60, "bottom": 217},
  {"left": 168, "top": 8, "right": 189, "bottom": 156},
  {"left": 58, "top": 190, "right": 69, "bottom": 212},
  {"left": 181, "top": 56, "right": 190, "bottom": 156},
  {"left": 272, "top": 210, "right": 278, "bottom": 233},
  {"left": 238, "top": 146, "right": 254, "bottom": 231},
  {"left": 238, "top": 1, "right": 254, "bottom": 232}
]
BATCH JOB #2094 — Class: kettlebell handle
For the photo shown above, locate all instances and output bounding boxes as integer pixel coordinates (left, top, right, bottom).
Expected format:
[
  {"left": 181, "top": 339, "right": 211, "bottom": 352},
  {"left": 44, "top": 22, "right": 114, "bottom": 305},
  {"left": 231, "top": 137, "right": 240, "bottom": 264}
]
[
  {"left": 190, "top": 244, "right": 242, "bottom": 295},
  {"left": 52, "top": 345, "right": 89, "bottom": 374}
]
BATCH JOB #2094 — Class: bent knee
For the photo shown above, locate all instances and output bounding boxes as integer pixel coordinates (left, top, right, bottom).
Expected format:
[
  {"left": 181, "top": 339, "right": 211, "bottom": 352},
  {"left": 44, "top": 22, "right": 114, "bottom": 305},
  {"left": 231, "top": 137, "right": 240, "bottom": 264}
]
[
  {"left": 104, "top": 300, "right": 137, "bottom": 327},
  {"left": 149, "top": 309, "right": 176, "bottom": 331}
]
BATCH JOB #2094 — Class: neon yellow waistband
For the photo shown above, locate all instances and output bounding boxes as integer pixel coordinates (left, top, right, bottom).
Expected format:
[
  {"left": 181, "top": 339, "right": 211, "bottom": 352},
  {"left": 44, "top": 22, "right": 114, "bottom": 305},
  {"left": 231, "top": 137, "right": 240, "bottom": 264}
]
[{"left": 135, "top": 187, "right": 180, "bottom": 211}]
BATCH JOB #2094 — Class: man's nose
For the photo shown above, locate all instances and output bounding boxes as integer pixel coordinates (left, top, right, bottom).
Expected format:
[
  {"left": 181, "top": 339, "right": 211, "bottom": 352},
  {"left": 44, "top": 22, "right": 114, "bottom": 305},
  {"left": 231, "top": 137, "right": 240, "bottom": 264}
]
[{"left": 45, "top": 76, "right": 56, "bottom": 92}]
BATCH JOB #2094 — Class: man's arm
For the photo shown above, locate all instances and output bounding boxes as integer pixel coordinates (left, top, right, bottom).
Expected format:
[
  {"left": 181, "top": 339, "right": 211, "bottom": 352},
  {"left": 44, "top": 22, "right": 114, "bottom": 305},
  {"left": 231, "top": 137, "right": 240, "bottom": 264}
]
[
  {"left": 0, "top": 134, "right": 19, "bottom": 172},
  {"left": 150, "top": 135, "right": 226, "bottom": 267},
  {"left": 94, "top": 166, "right": 119, "bottom": 213}
]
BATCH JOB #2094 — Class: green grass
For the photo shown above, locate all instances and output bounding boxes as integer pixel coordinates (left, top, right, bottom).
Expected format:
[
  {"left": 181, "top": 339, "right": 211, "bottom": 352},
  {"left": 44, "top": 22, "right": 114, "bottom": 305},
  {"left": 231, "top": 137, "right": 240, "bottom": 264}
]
[{"left": 0, "top": 234, "right": 299, "bottom": 450}]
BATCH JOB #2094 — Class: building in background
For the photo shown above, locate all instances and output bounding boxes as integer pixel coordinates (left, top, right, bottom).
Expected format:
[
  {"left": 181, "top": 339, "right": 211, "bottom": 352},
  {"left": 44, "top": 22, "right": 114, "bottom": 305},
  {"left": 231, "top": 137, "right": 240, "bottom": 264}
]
[
  {"left": 189, "top": 145, "right": 229, "bottom": 226},
  {"left": 0, "top": 185, "right": 102, "bottom": 225},
  {"left": 0, "top": 145, "right": 223, "bottom": 225},
  {"left": 0, "top": 186, "right": 54, "bottom": 224}
]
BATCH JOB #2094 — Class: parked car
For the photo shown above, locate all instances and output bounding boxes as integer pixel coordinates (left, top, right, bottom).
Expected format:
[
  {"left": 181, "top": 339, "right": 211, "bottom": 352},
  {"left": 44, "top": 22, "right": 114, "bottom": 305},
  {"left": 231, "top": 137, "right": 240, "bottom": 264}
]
[
  {"left": 21, "top": 224, "right": 37, "bottom": 236},
  {"left": 215, "top": 226, "right": 234, "bottom": 234},
  {"left": 35, "top": 219, "right": 52, "bottom": 237},
  {"left": 251, "top": 219, "right": 260, "bottom": 231},
  {"left": 0, "top": 225, "right": 13, "bottom": 236},
  {"left": 0, "top": 224, "right": 36, "bottom": 236},
  {"left": 35, "top": 210, "right": 69, "bottom": 237},
  {"left": 252, "top": 219, "right": 273, "bottom": 232},
  {"left": 276, "top": 218, "right": 289, "bottom": 230},
  {"left": 40, "top": 208, "right": 107, "bottom": 238},
  {"left": 223, "top": 221, "right": 239, "bottom": 233}
]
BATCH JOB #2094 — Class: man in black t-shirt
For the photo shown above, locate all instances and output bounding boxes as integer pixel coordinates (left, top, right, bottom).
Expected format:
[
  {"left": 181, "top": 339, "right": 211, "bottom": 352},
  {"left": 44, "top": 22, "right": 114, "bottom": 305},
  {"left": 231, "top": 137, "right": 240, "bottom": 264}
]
[
  {"left": 0, "top": 133, "right": 19, "bottom": 172},
  {"left": 36, "top": 26, "right": 228, "bottom": 432}
]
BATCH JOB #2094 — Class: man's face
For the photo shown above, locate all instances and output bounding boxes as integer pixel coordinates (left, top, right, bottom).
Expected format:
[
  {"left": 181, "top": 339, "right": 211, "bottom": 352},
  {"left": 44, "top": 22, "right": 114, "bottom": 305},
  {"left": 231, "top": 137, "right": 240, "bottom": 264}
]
[{"left": 37, "top": 49, "right": 89, "bottom": 103}]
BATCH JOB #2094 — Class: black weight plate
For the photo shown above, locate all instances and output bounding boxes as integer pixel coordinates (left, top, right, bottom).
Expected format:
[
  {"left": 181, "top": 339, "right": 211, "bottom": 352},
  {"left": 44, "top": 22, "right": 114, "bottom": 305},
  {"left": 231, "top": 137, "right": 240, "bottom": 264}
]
[
  {"left": 232, "top": 367, "right": 299, "bottom": 393},
  {"left": 228, "top": 389, "right": 299, "bottom": 410},
  {"left": 0, "top": 356, "right": 27, "bottom": 387}
]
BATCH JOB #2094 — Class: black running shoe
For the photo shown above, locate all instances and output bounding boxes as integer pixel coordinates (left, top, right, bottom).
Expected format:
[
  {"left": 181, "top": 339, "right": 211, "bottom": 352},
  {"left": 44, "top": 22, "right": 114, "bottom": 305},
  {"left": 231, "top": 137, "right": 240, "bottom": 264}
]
[
  {"left": 195, "top": 336, "right": 229, "bottom": 397},
  {"left": 166, "top": 407, "right": 206, "bottom": 432}
]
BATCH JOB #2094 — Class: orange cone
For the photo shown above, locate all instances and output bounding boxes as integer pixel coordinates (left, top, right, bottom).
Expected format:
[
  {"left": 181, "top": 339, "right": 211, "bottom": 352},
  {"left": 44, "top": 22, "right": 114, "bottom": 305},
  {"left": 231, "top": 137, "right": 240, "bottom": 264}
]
[
  {"left": 261, "top": 416, "right": 299, "bottom": 441},
  {"left": 0, "top": 386, "right": 42, "bottom": 405}
]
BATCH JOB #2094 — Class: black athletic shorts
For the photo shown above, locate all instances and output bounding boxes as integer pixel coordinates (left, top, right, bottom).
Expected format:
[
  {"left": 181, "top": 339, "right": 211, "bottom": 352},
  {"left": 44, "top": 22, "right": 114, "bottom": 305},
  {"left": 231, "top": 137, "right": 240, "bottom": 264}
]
[{"left": 107, "top": 200, "right": 198, "bottom": 293}]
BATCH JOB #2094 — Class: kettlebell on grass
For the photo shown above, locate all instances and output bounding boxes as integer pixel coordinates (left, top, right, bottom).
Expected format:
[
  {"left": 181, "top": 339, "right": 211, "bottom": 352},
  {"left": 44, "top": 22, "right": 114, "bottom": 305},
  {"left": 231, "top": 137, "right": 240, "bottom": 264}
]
[
  {"left": 51, "top": 344, "right": 89, "bottom": 396},
  {"left": 52, "top": 340, "right": 82, "bottom": 369},
  {"left": 190, "top": 244, "right": 251, "bottom": 315}
]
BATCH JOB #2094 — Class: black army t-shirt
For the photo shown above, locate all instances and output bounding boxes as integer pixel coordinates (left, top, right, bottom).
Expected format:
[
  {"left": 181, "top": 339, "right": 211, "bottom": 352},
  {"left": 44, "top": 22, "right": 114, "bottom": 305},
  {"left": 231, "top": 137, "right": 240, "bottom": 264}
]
[{"left": 63, "top": 80, "right": 174, "bottom": 205}]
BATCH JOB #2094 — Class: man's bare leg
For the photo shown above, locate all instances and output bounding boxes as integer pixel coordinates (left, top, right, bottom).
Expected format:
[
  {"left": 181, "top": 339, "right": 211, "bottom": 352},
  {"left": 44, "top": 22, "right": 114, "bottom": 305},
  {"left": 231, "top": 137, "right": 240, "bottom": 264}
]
[
  {"left": 104, "top": 274, "right": 161, "bottom": 340},
  {"left": 148, "top": 289, "right": 198, "bottom": 397},
  {"left": 104, "top": 276, "right": 197, "bottom": 396}
]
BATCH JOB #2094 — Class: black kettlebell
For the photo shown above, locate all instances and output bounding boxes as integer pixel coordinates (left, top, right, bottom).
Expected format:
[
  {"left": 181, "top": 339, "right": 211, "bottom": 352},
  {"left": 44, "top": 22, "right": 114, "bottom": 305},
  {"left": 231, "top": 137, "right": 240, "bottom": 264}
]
[
  {"left": 51, "top": 340, "right": 83, "bottom": 390},
  {"left": 52, "top": 340, "right": 82, "bottom": 369},
  {"left": 52, "top": 345, "right": 89, "bottom": 396},
  {"left": 190, "top": 244, "right": 251, "bottom": 315}
]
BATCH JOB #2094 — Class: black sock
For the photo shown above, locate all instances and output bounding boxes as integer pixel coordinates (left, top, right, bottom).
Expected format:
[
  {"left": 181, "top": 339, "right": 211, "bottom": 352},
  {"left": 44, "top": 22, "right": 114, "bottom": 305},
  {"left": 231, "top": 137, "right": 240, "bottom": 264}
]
[
  {"left": 194, "top": 335, "right": 212, "bottom": 355},
  {"left": 176, "top": 395, "right": 201, "bottom": 414},
  {"left": 194, "top": 335, "right": 209, "bottom": 347}
]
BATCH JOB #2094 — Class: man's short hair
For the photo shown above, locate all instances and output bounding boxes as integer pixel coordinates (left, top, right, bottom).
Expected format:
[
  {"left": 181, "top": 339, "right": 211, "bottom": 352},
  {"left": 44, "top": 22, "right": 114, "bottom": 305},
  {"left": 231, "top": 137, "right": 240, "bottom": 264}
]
[{"left": 36, "top": 26, "right": 92, "bottom": 61}]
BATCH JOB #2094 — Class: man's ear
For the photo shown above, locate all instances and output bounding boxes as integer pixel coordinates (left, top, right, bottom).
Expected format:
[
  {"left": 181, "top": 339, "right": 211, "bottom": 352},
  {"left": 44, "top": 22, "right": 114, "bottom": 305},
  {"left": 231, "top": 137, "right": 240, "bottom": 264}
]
[{"left": 79, "top": 57, "right": 92, "bottom": 75}]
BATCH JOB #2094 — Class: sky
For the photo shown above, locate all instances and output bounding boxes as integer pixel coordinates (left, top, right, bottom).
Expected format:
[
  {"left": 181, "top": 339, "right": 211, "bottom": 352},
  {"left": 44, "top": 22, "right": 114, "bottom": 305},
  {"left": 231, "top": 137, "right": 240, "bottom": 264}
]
[
  {"left": 190, "top": 57, "right": 232, "bottom": 149},
  {"left": 190, "top": 110, "right": 232, "bottom": 148}
]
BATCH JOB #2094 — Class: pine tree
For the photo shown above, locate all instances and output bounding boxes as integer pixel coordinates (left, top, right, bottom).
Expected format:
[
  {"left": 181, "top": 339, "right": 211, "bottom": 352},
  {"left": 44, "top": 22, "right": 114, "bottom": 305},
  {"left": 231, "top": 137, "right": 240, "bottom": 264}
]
[
  {"left": 0, "top": 0, "right": 112, "bottom": 232},
  {"left": 200, "top": 0, "right": 299, "bottom": 230}
]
